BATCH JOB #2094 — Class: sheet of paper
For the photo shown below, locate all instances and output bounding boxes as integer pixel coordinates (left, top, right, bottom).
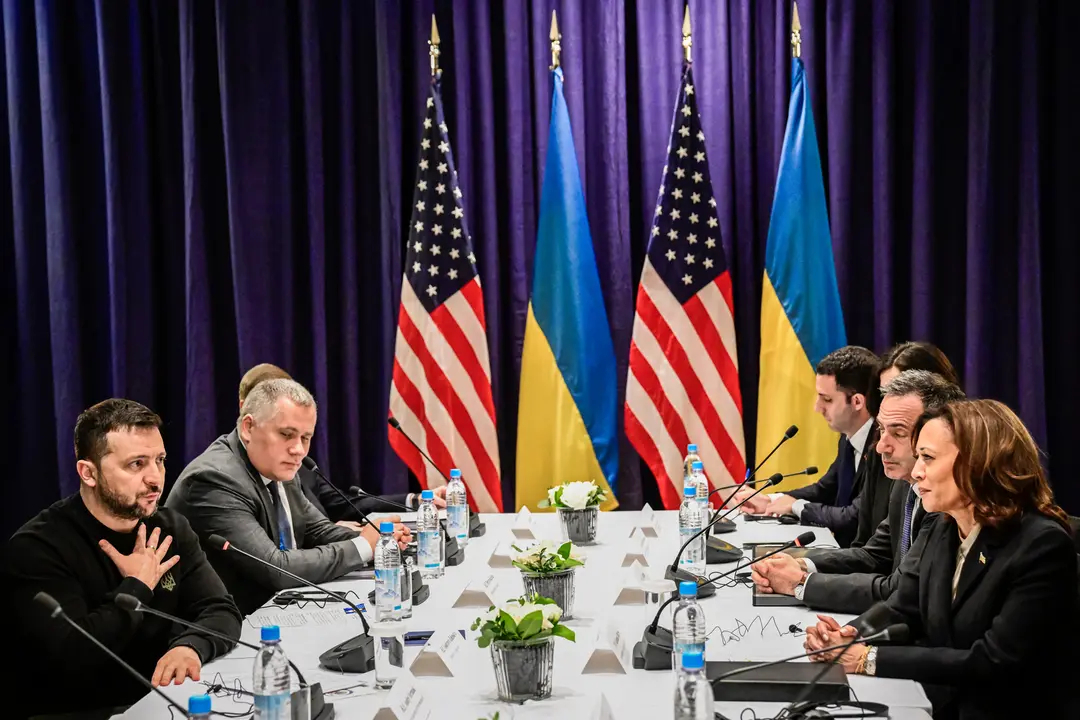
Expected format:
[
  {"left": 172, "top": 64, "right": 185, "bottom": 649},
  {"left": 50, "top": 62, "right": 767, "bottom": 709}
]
[{"left": 245, "top": 607, "right": 359, "bottom": 628}]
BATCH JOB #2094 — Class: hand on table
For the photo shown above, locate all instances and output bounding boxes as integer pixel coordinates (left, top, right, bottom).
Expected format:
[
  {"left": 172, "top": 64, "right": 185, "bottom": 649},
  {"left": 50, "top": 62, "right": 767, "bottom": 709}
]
[
  {"left": 804, "top": 614, "right": 863, "bottom": 671},
  {"left": 429, "top": 486, "right": 448, "bottom": 509},
  {"left": 750, "top": 553, "right": 806, "bottom": 595},
  {"left": 152, "top": 646, "right": 201, "bottom": 686},
  {"left": 764, "top": 494, "right": 796, "bottom": 517},
  {"left": 360, "top": 518, "right": 412, "bottom": 552},
  {"left": 739, "top": 492, "right": 770, "bottom": 514}
]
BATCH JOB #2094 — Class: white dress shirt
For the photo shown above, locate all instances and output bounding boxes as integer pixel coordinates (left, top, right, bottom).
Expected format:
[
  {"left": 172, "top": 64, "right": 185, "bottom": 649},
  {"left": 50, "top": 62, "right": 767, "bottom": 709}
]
[{"left": 952, "top": 523, "right": 982, "bottom": 600}]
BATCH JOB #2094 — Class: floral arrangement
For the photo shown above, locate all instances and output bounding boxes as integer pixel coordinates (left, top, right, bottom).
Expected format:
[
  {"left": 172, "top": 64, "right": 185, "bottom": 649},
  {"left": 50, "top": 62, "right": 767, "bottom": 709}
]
[
  {"left": 471, "top": 594, "right": 576, "bottom": 648},
  {"left": 538, "top": 480, "right": 606, "bottom": 510},
  {"left": 511, "top": 540, "right": 585, "bottom": 575}
]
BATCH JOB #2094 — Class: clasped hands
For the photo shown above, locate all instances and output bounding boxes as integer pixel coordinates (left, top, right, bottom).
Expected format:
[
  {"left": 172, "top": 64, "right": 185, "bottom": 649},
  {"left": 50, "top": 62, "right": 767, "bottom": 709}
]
[{"left": 803, "top": 614, "right": 870, "bottom": 674}]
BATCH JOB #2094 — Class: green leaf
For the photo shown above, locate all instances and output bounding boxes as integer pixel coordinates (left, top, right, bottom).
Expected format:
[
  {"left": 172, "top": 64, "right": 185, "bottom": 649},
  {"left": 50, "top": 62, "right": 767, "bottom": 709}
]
[
  {"left": 536, "top": 498, "right": 551, "bottom": 508},
  {"left": 550, "top": 624, "right": 577, "bottom": 643},
  {"left": 560, "top": 557, "right": 584, "bottom": 569},
  {"left": 477, "top": 634, "right": 492, "bottom": 649},
  {"left": 557, "top": 541, "right": 573, "bottom": 559},
  {"left": 498, "top": 610, "right": 518, "bottom": 637},
  {"left": 554, "top": 487, "right": 564, "bottom": 507},
  {"left": 523, "top": 629, "right": 553, "bottom": 645},
  {"left": 531, "top": 595, "right": 555, "bottom": 606},
  {"left": 516, "top": 610, "right": 544, "bottom": 639}
]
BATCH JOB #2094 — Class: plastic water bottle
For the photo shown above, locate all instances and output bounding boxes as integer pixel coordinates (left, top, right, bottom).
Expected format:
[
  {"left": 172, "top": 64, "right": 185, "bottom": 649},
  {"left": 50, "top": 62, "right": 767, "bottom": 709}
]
[
  {"left": 683, "top": 444, "right": 702, "bottom": 491},
  {"left": 187, "top": 694, "right": 212, "bottom": 720},
  {"left": 400, "top": 555, "right": 414, "bottom": 619},
  {"left": 446, "top": 468, "right": 469, "bottom": 547},
  {"left": 675, "top": 652, "right": 715, "bottom": 719},
  {"left": 374, "top": 521, "right": 402, "bottom": 621},
  {"left": 417, "top": 489, "right": 445, "bottom": 579},
  {"left": 690, "top": 460, "right": 710, "bottom": 511},
  {"left": 678, "top": 486, "right": 705, "bottom": 576},
  {"left": 252, "top": 626, "right": 291, "bottom": 719},
  {"left": 672, "top": 582, "right": 707, "bottom": 673}
]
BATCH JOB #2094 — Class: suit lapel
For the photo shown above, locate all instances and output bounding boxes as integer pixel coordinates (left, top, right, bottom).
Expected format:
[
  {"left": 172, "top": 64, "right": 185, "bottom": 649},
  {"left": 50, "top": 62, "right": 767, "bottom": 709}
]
[
  {"left": 227, "top": 430, "right": 276, "bottom": 536},
  {"left": 928, "top": 520, "right": 959, "bottom": 638},
  {"left": 952, "top": 525, "right": 1002, "bottom": 611}
]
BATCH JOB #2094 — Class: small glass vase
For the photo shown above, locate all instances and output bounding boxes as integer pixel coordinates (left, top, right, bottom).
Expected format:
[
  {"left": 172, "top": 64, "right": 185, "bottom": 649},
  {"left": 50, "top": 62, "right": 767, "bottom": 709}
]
[
  {"left": 557, "top": 505, "right": 599, "bottom": 544},
  {"left": 520, "top": 568, "right": 576, "bottom": 619},
  {"left": 490, "top": 638, "right": 555, "bottom": 703}
]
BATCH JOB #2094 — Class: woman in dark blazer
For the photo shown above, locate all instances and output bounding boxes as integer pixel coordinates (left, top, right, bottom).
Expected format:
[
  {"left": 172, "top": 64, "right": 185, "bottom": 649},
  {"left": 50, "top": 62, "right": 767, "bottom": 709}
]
[{"left": 805, "top": 399, "right": 1078, "bottom": 720}]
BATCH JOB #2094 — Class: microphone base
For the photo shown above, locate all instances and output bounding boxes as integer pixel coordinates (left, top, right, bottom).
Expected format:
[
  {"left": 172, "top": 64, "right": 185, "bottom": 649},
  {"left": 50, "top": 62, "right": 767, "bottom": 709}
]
[
  {"left": 631, "top": 624, "right": 673, "bottom": 670},
  {"left": 445, "top": 536, "right": 466, "bottom": 567},
  {"left": 664, "top": 565, "right": 716, "bottom": 598},
  {"left": 367, "top": 568, "right": 429, "bottom": 607},
  {"left": 706, "top": 537, "right": 742, "bottom": 564},
  {"left": 318, "top": 631, "right": 376, "bottom": 674},
  {"left": 293, "top": 683, "right": 334, "bottom": 720},
  {"left": 469, "top": 512, "right": 487, "bottom": 537},
  {"left": 711, "top": 517, "right": 737, "bottom": 534}
]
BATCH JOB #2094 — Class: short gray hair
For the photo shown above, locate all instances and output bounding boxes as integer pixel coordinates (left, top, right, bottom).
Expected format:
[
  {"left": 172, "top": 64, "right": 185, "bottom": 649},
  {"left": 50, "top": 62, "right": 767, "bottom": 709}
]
[
  {"left": 880, "top": 370, "right": 965, "bottom": 413},
  {"left": 238, "top": 378, "right": 317, "bottom": 428}
]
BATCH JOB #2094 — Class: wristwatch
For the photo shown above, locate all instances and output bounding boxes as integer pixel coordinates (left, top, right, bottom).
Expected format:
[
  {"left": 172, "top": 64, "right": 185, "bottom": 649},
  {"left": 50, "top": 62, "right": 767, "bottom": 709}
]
[
  {"left": 793, "top": 571, "right": 810, "bottom": 600},
  {"left": 864, "top": 646, "right": 878, "bottom": 676}
]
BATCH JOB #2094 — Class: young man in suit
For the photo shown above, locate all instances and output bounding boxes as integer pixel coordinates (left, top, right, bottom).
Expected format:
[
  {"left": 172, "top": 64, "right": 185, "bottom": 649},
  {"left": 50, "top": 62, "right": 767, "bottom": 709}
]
[
  {"left": 167, "top": 378, "right": 411, "bottom": 614},
  {"left": 740, "top": 346, "right": 885, "bottom": 547},
  {"left": 237, "top": 364, "right": 446, "bottom": 529},
  {"left": 752, "top": 370, "right": 966, "bottom": 613}
]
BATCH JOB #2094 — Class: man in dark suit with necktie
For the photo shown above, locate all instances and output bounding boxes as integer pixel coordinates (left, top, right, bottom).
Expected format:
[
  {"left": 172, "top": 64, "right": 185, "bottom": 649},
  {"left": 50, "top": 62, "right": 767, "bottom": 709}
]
[
  {"left": 167, "top": 378, "right": 411, "bottom": 614},
  {"left": 752, "top": 370, "right": 966, "bottom": 613},
  {"left": 741, "top": 346, "right": 885, "bottom": 547}
]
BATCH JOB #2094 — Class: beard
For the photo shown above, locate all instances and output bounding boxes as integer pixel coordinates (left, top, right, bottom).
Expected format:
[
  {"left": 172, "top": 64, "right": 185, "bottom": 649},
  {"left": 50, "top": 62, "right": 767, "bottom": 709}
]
[{"left": 95, "top": 472, "right": 158, "bottom": 521}]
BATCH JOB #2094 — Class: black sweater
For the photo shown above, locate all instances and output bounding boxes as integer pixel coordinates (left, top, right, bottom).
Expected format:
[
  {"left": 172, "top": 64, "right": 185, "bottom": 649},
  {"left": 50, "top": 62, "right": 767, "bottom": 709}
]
[{"left": 1, "top": 494, "right": 242, "bottom": 716}]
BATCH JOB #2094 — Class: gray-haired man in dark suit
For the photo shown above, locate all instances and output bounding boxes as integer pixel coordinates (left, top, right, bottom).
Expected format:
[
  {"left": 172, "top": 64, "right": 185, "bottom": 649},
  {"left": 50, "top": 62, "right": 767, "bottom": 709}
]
[{"left": 167, "top": 379, "right": 410, "bottom": 614}]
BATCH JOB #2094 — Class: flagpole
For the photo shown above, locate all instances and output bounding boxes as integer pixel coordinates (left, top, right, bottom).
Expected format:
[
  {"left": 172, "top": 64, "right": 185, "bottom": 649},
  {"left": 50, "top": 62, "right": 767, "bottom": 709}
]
[
  {"left": 429, "top": 15, "right": 441, "bottom": 78},
  {"left": 682, "top": 3, "right": 692, "bottom": 64},
  {"left": 791, "top": 2, "right": 802, "bottom": 59},
  {"left": 549, "top": 10, "right": 561, "bottom": 70}
]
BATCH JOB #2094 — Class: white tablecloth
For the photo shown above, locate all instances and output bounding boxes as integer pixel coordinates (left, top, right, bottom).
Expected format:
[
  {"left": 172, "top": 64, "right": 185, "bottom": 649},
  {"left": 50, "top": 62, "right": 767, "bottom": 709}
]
[{"left": 116, "top": 511, "right": 931, "bottom": 719}]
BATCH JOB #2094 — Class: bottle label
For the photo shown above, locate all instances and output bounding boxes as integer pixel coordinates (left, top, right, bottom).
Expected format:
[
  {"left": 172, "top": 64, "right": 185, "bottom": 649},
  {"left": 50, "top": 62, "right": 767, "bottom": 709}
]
[
  {"left": 418, "top": 530, "right": 441, "bottom": 568},
  {"left": 447, "top": 505, "right": 468, "bottom": 540},
  {"left": 254, "top": 693, "right": 291, "bottom": 717},
  {"left": 673, "top": 640, "right": 705, "bottom": 660},
  {"left": 375, "top": 567, "right": 402, "bottom": 611}
]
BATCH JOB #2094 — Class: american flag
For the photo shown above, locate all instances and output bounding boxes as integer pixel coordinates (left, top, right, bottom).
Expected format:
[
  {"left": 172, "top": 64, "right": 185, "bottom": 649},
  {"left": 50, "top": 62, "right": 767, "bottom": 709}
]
[
  {"left": 388, "top": 82, "right": 503, "bottom": 513},
  {"left": 625, "top": 65, "right": 746, "bottom": 509}
]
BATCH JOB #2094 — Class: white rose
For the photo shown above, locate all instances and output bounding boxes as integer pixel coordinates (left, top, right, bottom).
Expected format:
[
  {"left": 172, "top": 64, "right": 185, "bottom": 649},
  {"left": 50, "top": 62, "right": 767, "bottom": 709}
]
[
  {"left": 546, "top": 486, "right": 559, "bottom": 505},
  {"left": 559, "top": 481, "right": 596, "bottom": 510}
]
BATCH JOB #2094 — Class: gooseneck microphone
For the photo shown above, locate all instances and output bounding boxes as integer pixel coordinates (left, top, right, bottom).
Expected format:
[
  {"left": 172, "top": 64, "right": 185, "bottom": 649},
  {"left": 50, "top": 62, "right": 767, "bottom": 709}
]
[
  {"left": 784, "top": 465, "right": 818, "bottom": 479},
  {"left": 303, "top": 457, "right": 376, "bottom": 529},
  {"left": 665, "top": 472, "right": 784, "bottom": 597},
  {"left": 113, "top": 594, "right": 335, "bottom": 720},
  {"left": 387, "top": 414, "right": 486, "bottom": 537},
  {"left": 208, "top": 534, "right": 375, "bottom": 673},
  {"left": 708, "top": 425, "right": 798, "bottom": 537},
  {"left": 634, "top": 531, "right": 817, "bottom": 671},
  {"left": 34, "top": 592, "right": 188, "bottom": 715},
  {"left": 350, "top": 486, "right": 464, "bottom": 568}
]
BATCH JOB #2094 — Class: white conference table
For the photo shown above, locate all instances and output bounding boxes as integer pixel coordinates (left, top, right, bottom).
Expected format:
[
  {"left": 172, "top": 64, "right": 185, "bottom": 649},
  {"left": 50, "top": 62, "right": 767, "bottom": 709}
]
[{"left": 118, "top": 511, "right": 931, "bottom": 719}]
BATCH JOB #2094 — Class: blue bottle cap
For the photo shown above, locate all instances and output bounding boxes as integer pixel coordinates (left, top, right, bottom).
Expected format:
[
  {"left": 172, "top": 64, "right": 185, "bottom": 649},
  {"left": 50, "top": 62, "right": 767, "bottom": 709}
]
[
  {"left": 679, "top": 581, "right": 698, "bottom": 597},
  {"left": 692, "top": 460, "right": 704, "bottom": 471},
  {"left": 188, "top": 694, "right": 212, "bottom": 714},
  {"left": 421, "top": 489, "right": 434, "bottom": 500},
  {"left": 380, "top": 521, "right": 395, "bottom": 533},
  {"left": 261, "top": 625, "right": 280, "bottom": 642},
  {"left": 687, "top": 444, "right": 698, "bottom": 453},
  {"left": 684, "top": 486, "right": 696, "bottom": 497},
  {"left": 449, "top": 468, "right": 462, "bottom": 478},
  {"left": 682, "top": 652, "right": 704, "bottom": 670}
]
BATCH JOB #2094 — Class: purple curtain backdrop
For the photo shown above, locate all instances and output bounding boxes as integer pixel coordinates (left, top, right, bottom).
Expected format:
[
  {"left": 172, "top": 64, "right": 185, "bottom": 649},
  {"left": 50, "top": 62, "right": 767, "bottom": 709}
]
[{"left": 3, "top": 0, "right": 1078, "bottom": 536}]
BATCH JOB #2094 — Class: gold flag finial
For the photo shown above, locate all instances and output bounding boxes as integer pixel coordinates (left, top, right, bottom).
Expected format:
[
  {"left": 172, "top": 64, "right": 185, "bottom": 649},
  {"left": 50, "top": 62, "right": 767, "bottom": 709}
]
[
  {"left": 791, "top": 2, "right": 802, "bottom": 59},
  {"left": 549, "top": 10, "right": 562, "bottom": 70},
  {"left": 682, "top": 3, "right": 692, "bottom": 63},
  {"left": 429, "top": 15, "right": 441, "bottom": 77}
]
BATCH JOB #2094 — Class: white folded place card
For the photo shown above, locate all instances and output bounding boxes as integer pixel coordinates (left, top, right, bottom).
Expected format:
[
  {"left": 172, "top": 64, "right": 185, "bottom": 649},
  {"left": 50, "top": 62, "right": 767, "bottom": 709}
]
[
  {"left": 373, "top": 673, "right": 431, "bottom": 720},
  {"left": 409, "top": 629, "right": 466, "bottom": 677},
  {"left": 452, "top": 574, "right": 501, "bottom": 608},
  {"left": 622, "top": 532, "right": 651, "bottom": 567},
  {"left": 511, "top": 506, "right": 536, "bottom": 539},
  {"left": 611, "top": 560, "right": 649, "bottom": 606},
  {"left": 487, "top": 541, "right": 517, "bottom": 569},
  {"left": 581, "top": 622, "right": 632, "bottom": 675},
  {"left": 631, "top": 503, "right": 660, "bottom": 538}
]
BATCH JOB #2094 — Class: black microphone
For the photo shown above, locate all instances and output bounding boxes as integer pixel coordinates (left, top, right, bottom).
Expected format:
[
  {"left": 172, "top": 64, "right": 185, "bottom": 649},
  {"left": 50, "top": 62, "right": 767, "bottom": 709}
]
[
  {"left": 388, "top": 415, "right": 486, "bottom": 537},
  {"left": 706, "top": 473, "right": 777, "bottom": 499},
  {"left": 303, "top": 456, "right": 375, "bottom": 529},
  {"left": 784, "top": 465, "right": 818, "bottom": 478},
  {"left": 34, "top": 592, "right": 188, "bottom": 716},
  {"left": 113, "top": 594, "right": 335, "bottom": 720},
  {"left": 707, "top": 425, "right": 797, "bottom": 537},
  {"left": 634, "top": 531, "right": 816, "bottom": 671},
  {"left": 665, "top": 473, "right": 784, "bottom": 597},
  {"left": 350, "top": 486, "right": 464, "bottom": 567},
  {"left": 208, "top": 534, "right": 375, "bottom": 673}
]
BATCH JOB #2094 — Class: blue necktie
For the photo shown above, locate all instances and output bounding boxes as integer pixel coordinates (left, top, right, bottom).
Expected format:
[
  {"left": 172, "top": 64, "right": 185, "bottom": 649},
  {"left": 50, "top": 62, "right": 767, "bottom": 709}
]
[
  {"left": 899, "top": 486, "right": 916, "bottom": 558},
  {"left": 835, "top": 438, "right": 856, "bottom": 506},
  {"left": 268, "top": 481, "right": 296, "bottom": 551}
]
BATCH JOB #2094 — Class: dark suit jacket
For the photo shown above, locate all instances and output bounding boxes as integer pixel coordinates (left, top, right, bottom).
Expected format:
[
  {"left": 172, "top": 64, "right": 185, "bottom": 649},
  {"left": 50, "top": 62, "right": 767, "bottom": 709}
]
[
  {"left": 166, "top": 431, "right": 368, "bottom": 614},
  {"left": 298, "top": 459, "right": 411, "bottom": 522},
  {"left": 802, "top": 480, "right": 936, "bottom": 613},
  {"left": 790, "top": 434, "right": 891, "bottom": 548},
  {"left": 858, "top": 512, "right": 1079, "bottom": 720}
]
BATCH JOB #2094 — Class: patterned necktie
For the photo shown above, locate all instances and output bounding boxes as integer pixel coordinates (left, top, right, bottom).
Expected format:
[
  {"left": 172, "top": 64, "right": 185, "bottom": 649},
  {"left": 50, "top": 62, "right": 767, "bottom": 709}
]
[
  {"left": 899, "top": 486, "right": 917, "bottom": 558},
  {"left": 267, "top": 481, "right": 296, "bottom": 551},
  {"left": 835, "top": 437, "right": 856, "bottom": 506}
]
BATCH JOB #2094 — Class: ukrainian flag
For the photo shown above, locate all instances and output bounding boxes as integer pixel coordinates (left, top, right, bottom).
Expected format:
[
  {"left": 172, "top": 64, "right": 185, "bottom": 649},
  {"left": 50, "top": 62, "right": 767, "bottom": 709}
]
[
  {"left": 756, "top": 55, "right": 847, "bottom": 492},
  {"left": 516, "top": 68, "right": 618, "bottom": 511}
]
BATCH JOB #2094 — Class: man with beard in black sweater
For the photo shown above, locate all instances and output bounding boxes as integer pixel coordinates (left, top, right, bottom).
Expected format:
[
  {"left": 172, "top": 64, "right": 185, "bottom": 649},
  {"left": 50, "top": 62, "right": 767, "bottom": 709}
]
[{"left": 1, "top": 399, "right": 242, "bottom": 719}]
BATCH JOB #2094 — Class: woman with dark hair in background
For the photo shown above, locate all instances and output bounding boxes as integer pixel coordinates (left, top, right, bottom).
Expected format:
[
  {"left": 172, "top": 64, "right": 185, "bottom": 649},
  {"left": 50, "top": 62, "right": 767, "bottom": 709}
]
[{"left": 805, "top": 399, "right": 1077, "bottom": 719}]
